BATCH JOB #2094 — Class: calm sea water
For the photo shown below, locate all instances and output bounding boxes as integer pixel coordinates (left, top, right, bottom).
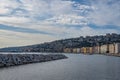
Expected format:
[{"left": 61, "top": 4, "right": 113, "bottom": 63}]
[{"left": 0, "top": 53, "right": 120, "bottom": 80}]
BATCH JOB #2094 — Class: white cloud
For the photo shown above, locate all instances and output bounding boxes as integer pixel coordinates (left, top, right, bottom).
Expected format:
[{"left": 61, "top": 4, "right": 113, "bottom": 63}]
[
  {"left": 0, "top": 0, "right": 90, "bottom": 35},
  {"left": 44, "top": 14, "right": 88, "bottom": 25},
  {"left": 0, "top": 0, "right": 119, "bottom": 27},
  {"left": 0, "top": 16, "right": 30, "bottom": 24},
  {"left": 0, "top": 0, "right": 20, "bottom": 15},
  {"left": 0, "top": 0, "right": 90, "bottom": 26},
  {"left": 88, "top": 0, "right": 120, "bottom": 26},
  {"left": 0, "top": 8, "right": 9, "bottom": 14}
]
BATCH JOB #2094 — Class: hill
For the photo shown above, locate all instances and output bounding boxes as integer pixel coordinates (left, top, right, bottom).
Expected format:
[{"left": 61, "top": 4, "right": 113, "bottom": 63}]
[{"left": 0, "top": 33, "right": 120, "bottom": 52}]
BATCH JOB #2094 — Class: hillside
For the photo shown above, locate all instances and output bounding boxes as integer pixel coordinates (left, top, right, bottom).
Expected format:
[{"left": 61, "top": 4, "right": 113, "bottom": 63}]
[{"left": 0, "top": 33, "right": 120, "bottom": 52}]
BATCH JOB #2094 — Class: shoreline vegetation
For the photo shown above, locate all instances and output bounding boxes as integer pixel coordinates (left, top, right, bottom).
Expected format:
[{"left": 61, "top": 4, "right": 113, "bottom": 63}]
[{"left": 0, "top": 54, "right": 67, "bottom": 68}]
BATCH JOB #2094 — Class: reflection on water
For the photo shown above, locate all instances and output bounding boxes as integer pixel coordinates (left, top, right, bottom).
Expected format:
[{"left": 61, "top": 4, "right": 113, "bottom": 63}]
[{"left": 0, "top": 54, "right": 120, "bottom": 80}]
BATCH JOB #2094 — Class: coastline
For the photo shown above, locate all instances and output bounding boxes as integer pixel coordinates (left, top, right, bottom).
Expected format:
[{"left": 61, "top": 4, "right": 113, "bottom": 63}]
[{"left": 64, "top": 52, "right": 120, "bottom": 57}]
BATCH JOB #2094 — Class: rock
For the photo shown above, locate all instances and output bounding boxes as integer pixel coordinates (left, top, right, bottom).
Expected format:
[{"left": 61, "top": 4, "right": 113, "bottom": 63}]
[{"left": 0, "top": 54, "right": 67, "bottom": 67}]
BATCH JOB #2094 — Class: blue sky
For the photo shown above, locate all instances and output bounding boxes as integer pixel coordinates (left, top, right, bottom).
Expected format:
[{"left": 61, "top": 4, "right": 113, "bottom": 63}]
[{"left": 0, "top": 0, "right": 120, "bottom": 48}]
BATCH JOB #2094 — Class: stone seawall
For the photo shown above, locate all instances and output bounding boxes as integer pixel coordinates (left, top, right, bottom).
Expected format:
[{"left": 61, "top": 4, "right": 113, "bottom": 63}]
[{"left": 0, "top": 54, "right": 67, "bottom": 67}]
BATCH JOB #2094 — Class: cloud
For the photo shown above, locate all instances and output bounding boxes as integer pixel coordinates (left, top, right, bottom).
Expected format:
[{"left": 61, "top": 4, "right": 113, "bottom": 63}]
[
  {"left": 0, "top": 0, "right": 119, "bottom": 27},
  {"left": 88, "top": 0, "right": 120, "bottom": 26},
  {"left": 0, "top": 0, "right": 20, "bottom": 15},
  {"left": 0, "top": 16, "right": 30, "bottom": 24},
  {"left": 0, "top": 0, "right": 90, "bottom": 35},
  {"left": 44, "top": 14, "right": 88, "bottom": 25},
  {"left": 0, "top": 0, "right": 90, "bottom": 26}
]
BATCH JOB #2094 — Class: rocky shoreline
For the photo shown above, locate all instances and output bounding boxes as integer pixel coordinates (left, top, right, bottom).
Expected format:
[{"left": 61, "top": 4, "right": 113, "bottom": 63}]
[{"left": 0, "top": 54, "right": 67, "bottom": 67}]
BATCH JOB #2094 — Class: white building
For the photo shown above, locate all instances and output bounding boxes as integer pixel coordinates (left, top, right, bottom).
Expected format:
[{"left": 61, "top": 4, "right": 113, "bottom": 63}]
[
  {"left": 100, "top": 45, "right": 109, "bottom": 53},
  {"left": 115, "top": 43, "right": 120, "bottom": 54},
  {"left": 76, "top": 48, "right": 81, "bottom": 53}
]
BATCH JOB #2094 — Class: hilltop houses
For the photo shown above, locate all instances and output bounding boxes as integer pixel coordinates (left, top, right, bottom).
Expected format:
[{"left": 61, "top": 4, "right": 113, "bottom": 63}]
[{"left": 63, "top": 43, "right": 120, "bottom": 55}]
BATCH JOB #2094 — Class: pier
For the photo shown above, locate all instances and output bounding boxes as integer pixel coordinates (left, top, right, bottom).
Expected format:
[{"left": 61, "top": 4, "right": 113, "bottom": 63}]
[{"left": 0, "top": 54, "right": 67, "bottom": 67}]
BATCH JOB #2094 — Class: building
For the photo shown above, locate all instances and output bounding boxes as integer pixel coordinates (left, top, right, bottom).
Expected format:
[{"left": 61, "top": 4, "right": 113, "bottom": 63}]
[
  {"left": 99, "top": 43, "right": 120, "bottom": 54},
  {"left": 89, "top": 47, "right": 94, "bottom": 53},
  {"left": 114, "top": 43, "right": 120, "bottom": 54},
  {"left": 83, "top": 47, "right": 94, "bottom": 54},
  {"left": 81, "top": 47, "right": 87, "bottom": 54},
  {"left": 94, "top": 46, "right": 101, "bottom": 54},
  {"left": 63, "top": 48, "right": 72, "bottom": 53},
  {"left": 73, "top": 48, "right": 77, "bottom": 53},
  {"left": 100, "top": 45, "right": 109, "bottom": 54},
  {"left": 86, "top": 47, "right": 90, "bottom": 53},
  {"left": 80, "top": 47, "right": 94, "bottom": 54},
  {"left": 86, "top": 47, "right": 89, "bottom": 53},
  {"left": 64, "top": 43, "right": 120, "bottom": 55},
  {"left": 80, "top": 47, "right": 84, "bottom": 53},
  {"left": 109, "top": 44, "right": 115, "bottom": 54},
  {"left": 76, "top": 48, "right": 81, "bottom": 53},
  {"left": 72, "top": 48, "right": 81, "bottom": 53}
]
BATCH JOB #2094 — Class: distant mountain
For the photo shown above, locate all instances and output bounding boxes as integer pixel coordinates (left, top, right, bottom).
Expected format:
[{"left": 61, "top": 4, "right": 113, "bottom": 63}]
[{"left": 0, "top": 33, "right": 120, "bottom": 52}]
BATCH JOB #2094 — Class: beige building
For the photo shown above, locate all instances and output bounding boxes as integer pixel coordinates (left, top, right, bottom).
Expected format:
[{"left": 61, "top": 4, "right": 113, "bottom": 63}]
[
  {"left": 89, "top": 47, "right": 94, "bottom": 53},
  {"left": 114, "top": 43, "right": 120, "bottom": 54},
  {"left": 100, "top": 43, "right": 120, "bottom": 54},
  {"left": 63, "top": 48, "right": 72, "bottom": 53},
  {"left": 80, "top": 47, "right": 84, "bottom": 53},
  {"left": 109, "top": 44, "right": 115, "bottom": 54},
  {"left": 64, "top": 43, "right": 120, "bottom": 54},
  {"left": 94, "top": 46, "right": 101, "bottom": 54},
  {"left": 98, "top": 43, "right": 120, "bottom": 54},
  {"left": 83, "top": 47, "right": 87, "bottom": 54},
  {"left": 100, "top": 45, "right": 109, "bottom": 54},
  {"left": 72, "top": 48, "right": 81, "bottom": 53},
  {"left": 73, "top": 48, "right": 77, "bottom": 53},
  {"left": 86, "top": 47, "right": 89, "bottom": 53},
  {"left": 80, "top": 47, "right": 87, "bottom": 53}
]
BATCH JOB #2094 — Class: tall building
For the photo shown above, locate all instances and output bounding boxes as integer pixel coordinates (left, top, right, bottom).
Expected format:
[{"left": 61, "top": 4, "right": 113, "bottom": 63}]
[{"left": 115, "top": 43, "right": 120, "bottom": 54}]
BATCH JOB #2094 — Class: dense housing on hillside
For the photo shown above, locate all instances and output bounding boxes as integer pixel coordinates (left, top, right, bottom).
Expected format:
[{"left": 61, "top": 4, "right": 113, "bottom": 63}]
[
  {"left": 0, "top": 33, "right": 120, "bottom": 53},
  {"left": 64, "top": 43, "right": 120, "bottom": 55}
]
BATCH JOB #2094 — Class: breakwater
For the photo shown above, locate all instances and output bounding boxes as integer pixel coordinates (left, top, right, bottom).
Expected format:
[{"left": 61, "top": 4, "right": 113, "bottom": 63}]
[{"left": 0, "top": 54, "right": 67, "bottom": 67}]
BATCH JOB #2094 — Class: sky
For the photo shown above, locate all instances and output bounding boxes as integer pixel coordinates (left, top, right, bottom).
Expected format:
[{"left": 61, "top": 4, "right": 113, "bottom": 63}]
[{"left": 0, "top": 0, "right": 120, "bottom": 48}]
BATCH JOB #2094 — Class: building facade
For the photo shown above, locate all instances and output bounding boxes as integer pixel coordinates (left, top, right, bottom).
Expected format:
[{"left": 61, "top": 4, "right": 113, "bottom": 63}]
[
  {"left": 100, "top": 45, "right": 108, "bottom": 54},
  {"left": 63, "top": 43, "right": 120, "bottom": 54},
  {"left": 109, "top": 44, "right": 115, "bottom": 54},
  {"left": 63, "top": 48, "right": 72, "bottom": 53},
  {"left": 115, "top": 43, "right": 120, "bottom": 54}
]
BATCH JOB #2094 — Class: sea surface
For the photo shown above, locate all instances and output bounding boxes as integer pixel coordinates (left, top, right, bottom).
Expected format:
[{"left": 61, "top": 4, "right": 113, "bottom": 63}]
[{"left": 0, "top": 53, "right": 120, "bottom": 80}]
